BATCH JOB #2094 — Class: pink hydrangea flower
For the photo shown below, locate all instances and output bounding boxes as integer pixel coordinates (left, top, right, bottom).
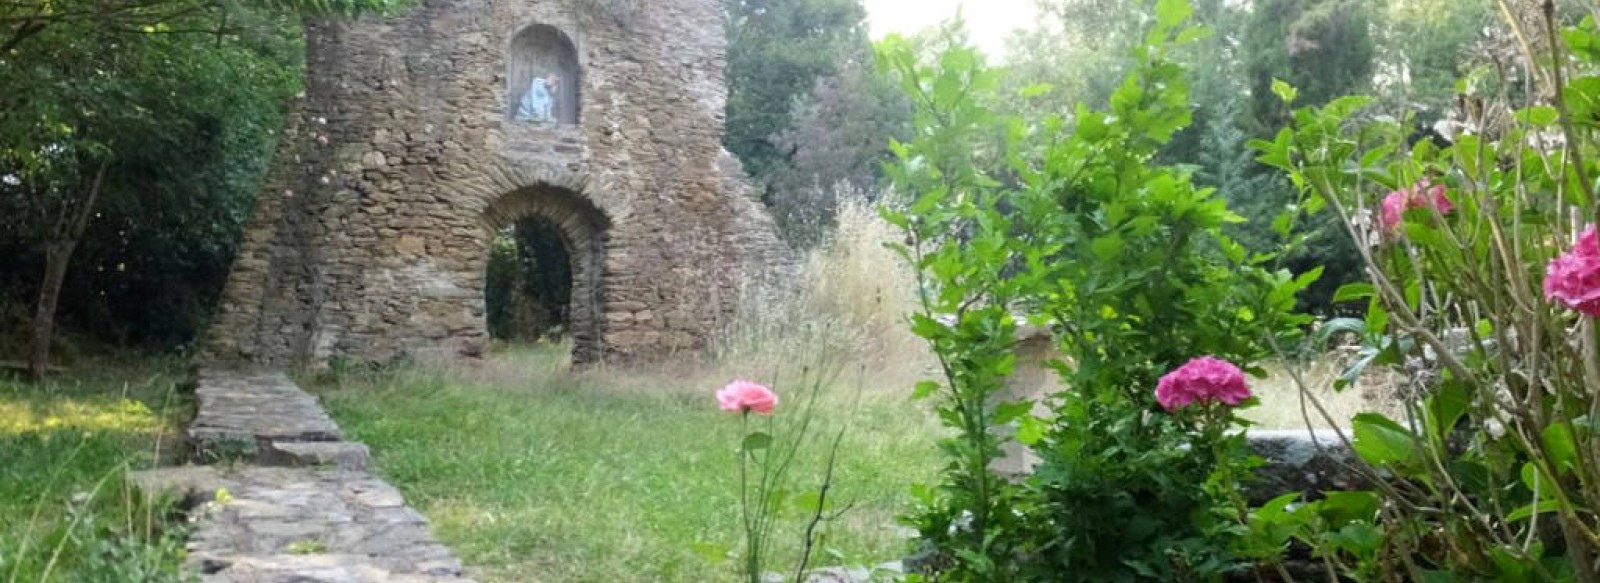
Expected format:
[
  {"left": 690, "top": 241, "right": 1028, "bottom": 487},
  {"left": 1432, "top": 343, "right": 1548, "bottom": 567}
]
[
  {"left": 1155, "top": 356, "right": 1251, "bottom": 413},
  {"left": 1380, "top": 180, "right": 1454, "bottom": 234},
  {"left": 1545, "top": 225, "right": 1600, "bottom": 317},
  {"left": 717, "top": 380, "right": 778, "bottom": 415}
]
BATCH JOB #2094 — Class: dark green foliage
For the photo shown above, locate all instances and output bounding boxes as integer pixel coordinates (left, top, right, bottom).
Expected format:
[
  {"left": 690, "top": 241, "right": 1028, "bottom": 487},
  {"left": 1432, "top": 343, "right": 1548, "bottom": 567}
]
[
  {"left": 1, "top": 0, "right": 405, "bottom": 359},
  {"left": 724, "top": 0, "right": 871, "bottom": 180},
  {"left": 0, "top": 6, "right": 304, "bottom": 350},
  {"left": 1243, "top": 0, "right": 1375, "bottom": 135},
  {"left": 484, "top": 218, "right": 571, "bottom": 342},
  {"left": 1029, "top": 405, "right": 1245, "bottom": 582},
  {"left": 1375, "top": 0, "right": 1493, "bottom": 114},
  {"left": 763, "top": 60, "right": 910, "bottom": 247},
  {"left": 1227, "top": 0, "right": 1374, "bottom": 314},
  {"left": 724, "top": 0, "right": 911, "bottom": 248}
]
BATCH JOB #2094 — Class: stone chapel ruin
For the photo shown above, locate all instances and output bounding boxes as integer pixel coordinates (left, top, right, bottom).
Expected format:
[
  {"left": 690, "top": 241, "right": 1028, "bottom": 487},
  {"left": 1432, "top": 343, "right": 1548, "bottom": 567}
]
[{"left": 203, "top": 0, "right": 790, "bottom": 366}]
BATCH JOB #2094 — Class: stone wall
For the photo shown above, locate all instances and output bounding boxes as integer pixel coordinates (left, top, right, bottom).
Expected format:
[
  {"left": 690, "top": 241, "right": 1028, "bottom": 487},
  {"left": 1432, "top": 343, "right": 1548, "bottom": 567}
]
[{"left": 203, "top": 0, "right": 793, "bottom": 366}]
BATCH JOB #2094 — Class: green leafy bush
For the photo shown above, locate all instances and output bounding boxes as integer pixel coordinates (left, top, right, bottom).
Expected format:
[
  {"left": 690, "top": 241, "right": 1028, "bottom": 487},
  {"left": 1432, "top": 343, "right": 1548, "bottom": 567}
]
[{"left": 878, "top": 2, "right": 1315, "bottom": 580}]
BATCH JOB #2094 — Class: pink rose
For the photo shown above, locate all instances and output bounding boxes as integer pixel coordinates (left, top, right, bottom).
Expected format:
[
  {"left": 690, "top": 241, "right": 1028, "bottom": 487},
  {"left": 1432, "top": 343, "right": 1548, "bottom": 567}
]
[
  {"left": 1380, "top": 180, "right": 1454, "bottom": 234},
  {"left": 1155, "top": 356, "right": 1251, "bottom": 413},
  {"left": 717, "top": 380, "right": 777, "bottom": 415},
  {"left": 1545, "top": 225, "right": 1600, "bottom": 317}
]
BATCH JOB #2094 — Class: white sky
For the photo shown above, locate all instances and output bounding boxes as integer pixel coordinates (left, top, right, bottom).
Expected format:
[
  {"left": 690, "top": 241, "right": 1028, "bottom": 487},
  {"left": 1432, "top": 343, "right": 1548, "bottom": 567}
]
[{"left": 863, "top": 0, "right": 1039, "bottom": 59}]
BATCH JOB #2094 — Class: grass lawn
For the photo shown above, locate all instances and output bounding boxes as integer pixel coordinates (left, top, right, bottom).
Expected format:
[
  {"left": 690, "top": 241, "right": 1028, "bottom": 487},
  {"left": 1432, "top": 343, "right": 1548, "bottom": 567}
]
[
  {"left": 0, "top": 356, "right": 192, "bottom": 582},
  {"left": 309, "top": 344, "right": 945, "bottom": 583}
]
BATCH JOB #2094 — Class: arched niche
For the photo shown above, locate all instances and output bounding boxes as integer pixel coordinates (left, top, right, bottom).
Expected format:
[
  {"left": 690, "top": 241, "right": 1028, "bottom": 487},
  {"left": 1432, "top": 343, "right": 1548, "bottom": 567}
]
[{"left": 507, "top": 24, "right": 580, "bottom": 125}]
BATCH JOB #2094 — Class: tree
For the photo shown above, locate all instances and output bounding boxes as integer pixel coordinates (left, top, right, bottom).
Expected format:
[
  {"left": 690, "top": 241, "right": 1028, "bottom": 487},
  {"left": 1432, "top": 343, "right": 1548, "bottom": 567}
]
[
  {"left": 1233, "top": 0, "right": 1375, "bottom": 312},
  {"left": 1371, "top": 0, "right": 1490, "bottom": 114},
  {"left": 0, "top": 0, "right": 391, "bottom": 380},
  {"left": 724, "top": 0, "right": 872, "bottom": 179},
  {"left": 1243, "top": 0, "right": 1375, "bottom": 135},
  {"left": 763, "top": 58, "right": 910, "bottom": 247}
]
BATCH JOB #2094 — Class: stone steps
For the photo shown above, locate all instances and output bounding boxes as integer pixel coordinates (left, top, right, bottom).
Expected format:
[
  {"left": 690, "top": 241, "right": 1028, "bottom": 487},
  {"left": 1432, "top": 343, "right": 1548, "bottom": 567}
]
[{"left": 133, "top": 368, "right": 474, "bottom": 583}]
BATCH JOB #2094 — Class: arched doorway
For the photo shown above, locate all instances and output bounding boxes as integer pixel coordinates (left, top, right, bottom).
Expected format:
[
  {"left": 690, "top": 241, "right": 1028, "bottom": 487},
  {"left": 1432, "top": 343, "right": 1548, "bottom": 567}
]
[{"left": 481, "top": 185, "right": 607, "bottom": 363}]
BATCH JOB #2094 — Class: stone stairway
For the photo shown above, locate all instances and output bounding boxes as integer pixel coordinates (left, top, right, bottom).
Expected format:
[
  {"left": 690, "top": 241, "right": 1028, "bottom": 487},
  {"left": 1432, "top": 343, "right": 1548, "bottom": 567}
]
[{"left": 133, "top": 369, "right": 474, "bottom": 583}]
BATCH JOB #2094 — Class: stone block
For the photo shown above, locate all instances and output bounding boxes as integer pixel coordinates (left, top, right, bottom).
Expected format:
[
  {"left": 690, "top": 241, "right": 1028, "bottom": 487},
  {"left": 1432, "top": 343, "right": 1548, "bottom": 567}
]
[{"left": 264, "top": 441, "right": 372, "bottom": 471}]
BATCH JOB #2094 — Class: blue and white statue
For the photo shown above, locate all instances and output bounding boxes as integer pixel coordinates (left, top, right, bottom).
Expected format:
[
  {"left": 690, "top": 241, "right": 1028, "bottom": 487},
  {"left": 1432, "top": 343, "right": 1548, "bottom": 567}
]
[{"left": 515, "top": 74, "right": 560, "bottom": 123}]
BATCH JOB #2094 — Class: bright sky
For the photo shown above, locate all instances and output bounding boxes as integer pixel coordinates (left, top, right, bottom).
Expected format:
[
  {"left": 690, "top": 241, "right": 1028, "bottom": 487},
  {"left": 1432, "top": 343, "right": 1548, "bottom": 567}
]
[{"left": 863, "top": 0, "right": 1039, "bottom": 59}]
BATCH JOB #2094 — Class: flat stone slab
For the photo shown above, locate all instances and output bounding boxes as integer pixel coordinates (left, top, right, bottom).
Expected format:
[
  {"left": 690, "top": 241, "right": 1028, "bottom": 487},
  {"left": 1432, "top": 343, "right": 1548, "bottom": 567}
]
[
  {"left": 134, "top": 466, "right": 473, "bottom": 582},
  {"left": 189, "top": 369, "right": 343, "bottom": 448},
  {"left": 263, "top": 441, "right": 371, "bottom": 471}
]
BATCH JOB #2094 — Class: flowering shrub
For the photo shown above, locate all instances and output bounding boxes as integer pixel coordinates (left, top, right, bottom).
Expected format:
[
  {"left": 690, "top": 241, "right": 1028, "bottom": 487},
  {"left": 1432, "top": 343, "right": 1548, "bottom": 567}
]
[
  {"left": 1378, "top": 180, "right": 1453, "bottom": 234},
  {"left": 1248, "top": 14, "right": 1600, "bottom": 579},
  {"left": 1155, "top": 356, "right": 1253, "bottom": 412},
  {"left": 878, "top": 2, "right": 1313, "bottom": 579},
  {"left": 1544, "top": 225, "right": 1600, "bottom": 317}
]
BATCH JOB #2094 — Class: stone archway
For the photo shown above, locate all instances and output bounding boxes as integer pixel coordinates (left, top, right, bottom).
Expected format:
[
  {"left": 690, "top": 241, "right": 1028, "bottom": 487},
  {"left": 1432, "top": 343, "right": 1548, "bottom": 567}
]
[{"left": 479, "top": 184, "right": 608, "bottom": 364}]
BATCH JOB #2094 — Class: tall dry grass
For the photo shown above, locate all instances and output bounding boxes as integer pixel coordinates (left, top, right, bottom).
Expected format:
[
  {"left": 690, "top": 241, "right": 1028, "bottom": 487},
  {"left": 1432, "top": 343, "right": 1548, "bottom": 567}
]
[
  {"left": 1242, "top": 354, "right": 1406, "bottom": 431},
  {"left": 710, "top": 196, "right": 932, "bottom": 391}
]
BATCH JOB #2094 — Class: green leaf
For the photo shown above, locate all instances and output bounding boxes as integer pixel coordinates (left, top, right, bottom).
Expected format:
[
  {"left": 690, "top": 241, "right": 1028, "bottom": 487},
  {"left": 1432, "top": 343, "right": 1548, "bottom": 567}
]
[
  {"left": 1332, "top": 283, "right": 1375, "bottom": 304},
  {"left": 1425, "top": 381, "right": 1470, "bottom": 446},
  {"left": 1514, "top": 105, "right": 1560, "bottom": 127},
  {"left": 1542, "top": 422, "right": 1578, "bottom": 474},
  {"left": 1351, "top": 413, "right": 1419, "bottom": 469},
  {"left": 1255, "top": 492, "right": 1301, "bottom": 520},
  {"left": 1329, "top": 522, "right": 1384, "bottom": 555},
  {"left": 742, "top": 432, "right": 773, "bottom": 451},
  {"left": 1154, "top": 0, "right": 1193, "bottom": 27},
  {"left": 1090, "top": 235, "right": 1124, "bottom": 260},
  {"left": 1016, "top": 414, "right": 1046, "bottom": 446},
  {"left": 1521, "top": 461, "right": 1545, "bottom": 493},
  {"left": 1364, "top": 298, "right": 1389, "bottom": 337},
  {"left": 1316, "top": 491, "right": 1379, "bottom": 525},
  {"left": 912, "top": 380, "right": 940, "bottom": 400},
  {"left": 1271, "top": 79, "right": 1298, "bottom": 104},
  {"left": 1507, "top": 499, "right": 1563, "bottom": 522},
  {"left": 993, "top": 400, "right": 1034, "bottom": 425},
  {"left": 911, "top": 314, "right": 949, "bottom": 339}
]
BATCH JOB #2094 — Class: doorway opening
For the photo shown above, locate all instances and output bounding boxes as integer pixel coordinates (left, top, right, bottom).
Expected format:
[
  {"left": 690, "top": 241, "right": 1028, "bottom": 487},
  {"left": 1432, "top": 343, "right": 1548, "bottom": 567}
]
[{"left": 485, "top": 217, "right": 572, "bottom": 344}]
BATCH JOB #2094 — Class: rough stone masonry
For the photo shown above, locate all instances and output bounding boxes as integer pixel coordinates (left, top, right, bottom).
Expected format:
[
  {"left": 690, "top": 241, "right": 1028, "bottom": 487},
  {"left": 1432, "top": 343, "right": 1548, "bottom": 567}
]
[{"left": 204, "top": 0, "right": 792, "bottom": 366}]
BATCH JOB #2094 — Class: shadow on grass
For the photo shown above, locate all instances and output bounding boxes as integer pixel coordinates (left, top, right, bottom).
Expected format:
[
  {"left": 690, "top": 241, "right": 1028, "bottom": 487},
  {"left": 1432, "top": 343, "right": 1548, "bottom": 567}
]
[{"left": 0, "top": 357, "right": 194, "bottom": 583}]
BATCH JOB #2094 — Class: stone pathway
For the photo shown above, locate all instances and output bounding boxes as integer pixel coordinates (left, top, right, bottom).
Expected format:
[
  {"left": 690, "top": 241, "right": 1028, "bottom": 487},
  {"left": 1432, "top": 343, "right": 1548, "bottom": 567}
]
[{"left": 134, "top": 369, "right": 475, "bottom": 583}]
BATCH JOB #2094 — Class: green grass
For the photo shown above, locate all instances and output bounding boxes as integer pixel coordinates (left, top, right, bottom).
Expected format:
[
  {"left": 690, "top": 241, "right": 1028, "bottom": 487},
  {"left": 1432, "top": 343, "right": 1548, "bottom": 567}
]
[
  {"left": 310, "top": 344, "right": 945, "bottom": 583},
  {"left": 0, "top": 356, "right": 193, "bottom": 582}
]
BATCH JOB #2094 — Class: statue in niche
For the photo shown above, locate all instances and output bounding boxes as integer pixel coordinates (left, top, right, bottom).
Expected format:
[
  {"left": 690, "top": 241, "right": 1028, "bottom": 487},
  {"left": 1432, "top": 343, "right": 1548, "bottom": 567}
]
[{"left": 515, "top": 74, "right": 561, "bottom": 123}]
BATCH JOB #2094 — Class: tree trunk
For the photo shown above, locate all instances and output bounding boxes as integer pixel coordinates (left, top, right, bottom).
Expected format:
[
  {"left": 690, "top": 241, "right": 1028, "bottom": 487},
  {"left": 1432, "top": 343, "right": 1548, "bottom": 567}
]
[
  {"left": 27, "top": 164, "right": 108, "bottom": 382},
  {"left": 28, "top": 241, "right": 75, "bottom": 381}
]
